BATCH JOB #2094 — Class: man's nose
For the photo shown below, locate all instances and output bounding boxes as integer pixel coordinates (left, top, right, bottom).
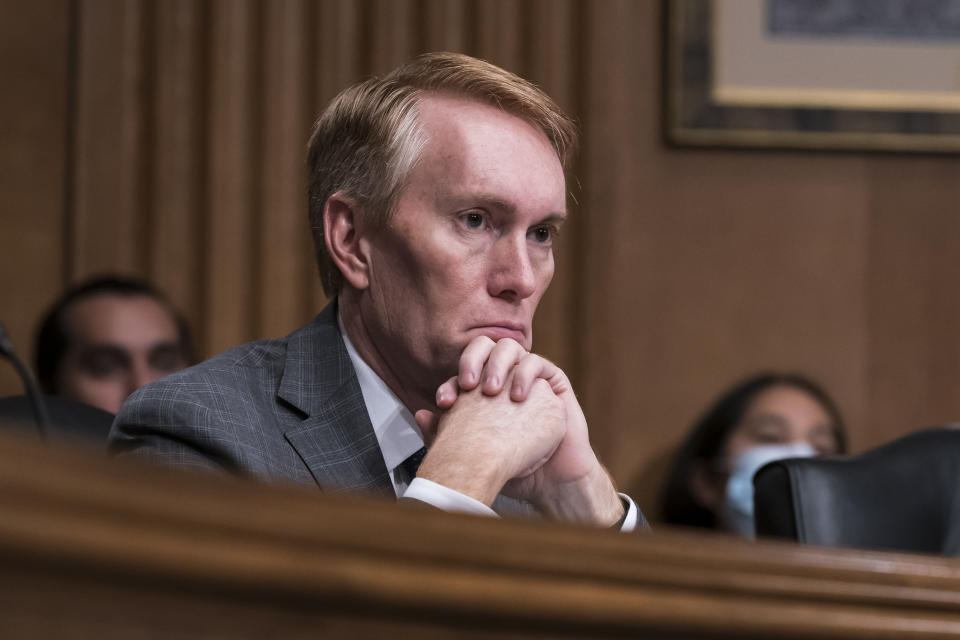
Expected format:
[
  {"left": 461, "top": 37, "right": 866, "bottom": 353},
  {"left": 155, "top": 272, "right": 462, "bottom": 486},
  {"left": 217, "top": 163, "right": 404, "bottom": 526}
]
[
  {"left": 129, "top": 362, "right": 158, "bottom": 394},
  {"left": 488, "top": 235, "right": 538, "bottom": 301}
]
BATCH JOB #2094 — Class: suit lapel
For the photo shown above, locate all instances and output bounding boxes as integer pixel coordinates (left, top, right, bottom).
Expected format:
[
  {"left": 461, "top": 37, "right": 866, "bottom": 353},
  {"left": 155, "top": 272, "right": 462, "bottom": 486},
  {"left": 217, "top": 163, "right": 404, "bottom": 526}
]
[{"left": 277, "top": 303, "right": 393, "bottom": 497}]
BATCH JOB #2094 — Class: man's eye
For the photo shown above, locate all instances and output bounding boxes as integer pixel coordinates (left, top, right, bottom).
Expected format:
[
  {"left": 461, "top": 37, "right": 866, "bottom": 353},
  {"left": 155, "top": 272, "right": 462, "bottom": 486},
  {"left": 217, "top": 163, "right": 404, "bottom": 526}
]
[
  {"left": 530, "top": 226, "right": 554, "bottom": 244},
  {"left": 79, "top": 352, "right": 128, "bottom": 378},
  {"left": 150, "top": 345, "right": 184, "bottom": 373},
  {"left": 463, "top": 212, "right": 485, "bottom": 229}
]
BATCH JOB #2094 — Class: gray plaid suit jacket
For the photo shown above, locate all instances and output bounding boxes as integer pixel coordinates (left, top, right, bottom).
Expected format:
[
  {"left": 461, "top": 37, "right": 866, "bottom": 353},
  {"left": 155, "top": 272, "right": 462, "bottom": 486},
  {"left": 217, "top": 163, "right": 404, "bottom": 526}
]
[
  {"left": 109, "top": 303, "right": 396, "bottom": 497},
  {"left": 109, "top": 303, "right": 535, "bottom": 516}
]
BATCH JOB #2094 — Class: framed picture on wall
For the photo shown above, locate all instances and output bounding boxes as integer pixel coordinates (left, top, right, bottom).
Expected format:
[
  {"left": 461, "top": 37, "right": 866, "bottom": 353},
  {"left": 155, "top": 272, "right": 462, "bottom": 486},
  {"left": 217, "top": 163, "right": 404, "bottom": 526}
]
[{"left": 665, "top": 0, "right": 960, "bottom": 152}]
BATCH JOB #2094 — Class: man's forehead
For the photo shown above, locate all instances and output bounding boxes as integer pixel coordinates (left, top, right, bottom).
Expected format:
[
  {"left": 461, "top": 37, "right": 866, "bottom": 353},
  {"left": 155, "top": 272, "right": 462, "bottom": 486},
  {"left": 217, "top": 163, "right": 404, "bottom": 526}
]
[
  {"left": 65, "top": 295, "right": 179, "bottom": 340},
  {"left": 416, "top": 94, "right": 557, "bottom": 158},
  {"left": 412, "top": 95, "right": 567, "bottom": 210}
]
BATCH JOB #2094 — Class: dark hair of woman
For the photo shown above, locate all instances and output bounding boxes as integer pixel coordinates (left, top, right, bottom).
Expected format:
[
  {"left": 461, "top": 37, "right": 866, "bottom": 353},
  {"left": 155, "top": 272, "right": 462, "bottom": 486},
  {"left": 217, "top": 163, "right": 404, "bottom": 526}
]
[{"left": 658, "top": 372, "right": 847, "bottom": 529}]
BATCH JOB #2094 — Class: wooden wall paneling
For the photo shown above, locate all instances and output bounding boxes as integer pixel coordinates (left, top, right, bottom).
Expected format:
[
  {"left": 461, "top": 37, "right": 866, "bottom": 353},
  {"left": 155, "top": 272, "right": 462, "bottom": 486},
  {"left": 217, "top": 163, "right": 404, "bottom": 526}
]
[
  {"left": 528, "top": 0, "right": 579, "bottom": 378},
  {"left": 309, "top": 0, "right": 364, "bottom": 314},
  {"left": 314, "top": 0, "right": 365, "bottom": 127},
  {"left": 635, "top": 150, "right": 870, "bottom": 463},
  {"left": 0, "top": 0, "right": 70, "bottom": 397},
  {"left": 258, "top": 0, "right": 315, "bottom": 340},
  {"left": 579, "top": 2, "right": 876, "bottom": 517},
  {"left": 149, "top": 0, "right": 206, "bottom": 344},
  {"left": 419, "top": 0, "right": 468, "bottom": 53},
  {"left": 71, "top": 0, "right": 147, "bottom": 278},
  {"left": 579, "top": 0, "right": 653, "bottom": 475},
  {"left": 298, "top": 2, "right": 325, "bottom": 319},
  {"left": 204, "top": 0, "right": 257, "bottom": 357},
  {"left": 370, "top": 0, "right": 417, "bottom": 75},
  {"left": 472, "top": 0, "right": 525, "bottom": 75},
  {"left": 865, "top": 157, "right": 960, "bottom": 448}
]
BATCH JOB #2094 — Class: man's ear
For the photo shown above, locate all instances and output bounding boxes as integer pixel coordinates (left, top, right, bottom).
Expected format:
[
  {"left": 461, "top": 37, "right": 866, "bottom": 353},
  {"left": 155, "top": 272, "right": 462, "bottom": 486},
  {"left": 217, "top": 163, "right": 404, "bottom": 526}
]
[{"left": 323, "top": 194, "right": 370, "bottom": 290}]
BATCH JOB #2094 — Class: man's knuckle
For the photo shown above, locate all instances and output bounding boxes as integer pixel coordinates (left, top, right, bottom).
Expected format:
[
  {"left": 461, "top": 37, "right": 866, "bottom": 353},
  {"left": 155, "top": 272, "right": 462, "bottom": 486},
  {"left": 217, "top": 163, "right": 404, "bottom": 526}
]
[
  {"left": 495, "top": 337, "right": 523, "bottom": 351},
  {"left": 468, "top": 336, "right": 495, "bottom": 351}
]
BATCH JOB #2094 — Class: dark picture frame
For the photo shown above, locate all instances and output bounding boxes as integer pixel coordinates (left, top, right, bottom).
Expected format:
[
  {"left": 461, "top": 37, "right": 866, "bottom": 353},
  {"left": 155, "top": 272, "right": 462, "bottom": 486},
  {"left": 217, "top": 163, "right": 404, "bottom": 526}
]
[{"left": 664, "top": 0, "right": 960, "bottom": 153}]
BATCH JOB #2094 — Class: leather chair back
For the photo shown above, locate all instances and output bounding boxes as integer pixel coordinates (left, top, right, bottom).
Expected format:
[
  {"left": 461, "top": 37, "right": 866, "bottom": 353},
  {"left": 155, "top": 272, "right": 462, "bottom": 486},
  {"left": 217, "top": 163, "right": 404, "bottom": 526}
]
[
  {"left": 754, "top": 427, "right": 960, "bottom": 556},
  {"left": 0, "top": 395, "right": 114, "bottom": 445}
]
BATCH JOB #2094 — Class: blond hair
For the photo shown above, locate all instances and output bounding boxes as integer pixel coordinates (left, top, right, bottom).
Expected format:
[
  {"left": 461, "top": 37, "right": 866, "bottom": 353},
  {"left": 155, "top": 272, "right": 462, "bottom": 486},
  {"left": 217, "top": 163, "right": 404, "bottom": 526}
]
[{"left": 306, "top": 52, "right": 578, "bottom": 296}]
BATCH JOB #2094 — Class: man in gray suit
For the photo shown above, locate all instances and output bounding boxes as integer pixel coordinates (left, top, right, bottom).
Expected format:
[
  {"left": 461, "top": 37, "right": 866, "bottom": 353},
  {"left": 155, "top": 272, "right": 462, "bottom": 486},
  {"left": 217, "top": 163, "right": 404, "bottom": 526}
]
[{"left": 110, "top": 52, "right": 644, "bottom": 530}]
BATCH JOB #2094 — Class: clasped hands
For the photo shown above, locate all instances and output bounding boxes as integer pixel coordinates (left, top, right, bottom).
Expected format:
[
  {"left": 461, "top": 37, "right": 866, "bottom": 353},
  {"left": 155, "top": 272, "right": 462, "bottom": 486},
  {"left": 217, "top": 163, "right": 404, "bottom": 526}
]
[{"left": 413, "top": 337, "right": 624, "bottom": 526}]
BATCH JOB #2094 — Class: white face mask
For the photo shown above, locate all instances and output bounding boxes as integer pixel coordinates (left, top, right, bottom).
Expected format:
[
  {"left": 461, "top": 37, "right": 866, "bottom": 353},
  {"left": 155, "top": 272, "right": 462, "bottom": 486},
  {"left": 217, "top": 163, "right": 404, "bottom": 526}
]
[{"left": 722, "top": 442, "right": 817, "bottom": 538}]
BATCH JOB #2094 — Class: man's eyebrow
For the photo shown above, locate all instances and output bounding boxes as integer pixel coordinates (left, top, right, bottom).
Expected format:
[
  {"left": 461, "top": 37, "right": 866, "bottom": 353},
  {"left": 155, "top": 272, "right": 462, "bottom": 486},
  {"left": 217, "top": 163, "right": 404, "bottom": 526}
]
[
  {"left": 441, "top": 192, "right": 513, "bottom": 211},
  {"left": 77, "top": 344, "right": 128, "bottom": 356},
  {"left": 147, "top": 341, "right": 183, "bottom": 355},
  {"left": 75, "top": 344, "right": 132, "bottom": 365},
  {"left": 539, "top": 211, "right": 568, "bottom": 226},
  {"left": 441, "top": 192, "right": 568, "bottom": 221}
]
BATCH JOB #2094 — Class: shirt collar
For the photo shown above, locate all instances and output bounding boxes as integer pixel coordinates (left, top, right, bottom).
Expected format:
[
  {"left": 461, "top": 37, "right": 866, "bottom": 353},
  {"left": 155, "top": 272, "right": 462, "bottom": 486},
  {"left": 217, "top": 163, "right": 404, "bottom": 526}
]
[{"left": 337, "top": 311, "right": 424, "bottom": 474}]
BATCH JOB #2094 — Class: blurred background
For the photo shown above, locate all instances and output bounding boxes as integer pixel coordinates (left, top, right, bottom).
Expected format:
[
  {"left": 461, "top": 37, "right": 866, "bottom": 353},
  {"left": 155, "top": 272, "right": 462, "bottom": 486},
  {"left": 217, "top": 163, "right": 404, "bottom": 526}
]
[{"left": 2, "top": 0, "right": 959, "bottom": 516}]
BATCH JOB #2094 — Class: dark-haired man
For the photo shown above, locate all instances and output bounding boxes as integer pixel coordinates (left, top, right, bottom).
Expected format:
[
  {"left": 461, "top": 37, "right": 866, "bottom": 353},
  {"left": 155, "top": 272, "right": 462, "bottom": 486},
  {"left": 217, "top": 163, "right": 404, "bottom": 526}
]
[
  {"left": 111, "top": 53, "right": 645, "bottom": 530},
  {"left": 36, "top": 276, "right": 191, "bottom": 415}
]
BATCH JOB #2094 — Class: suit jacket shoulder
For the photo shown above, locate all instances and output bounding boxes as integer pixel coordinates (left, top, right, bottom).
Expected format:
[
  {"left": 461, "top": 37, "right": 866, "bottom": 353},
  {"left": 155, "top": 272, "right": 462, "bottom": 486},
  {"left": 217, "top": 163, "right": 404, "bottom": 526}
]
[
  {"left": 109, "top": 304, "right": 393, "bottom": 496},
  {"left": 108, "top": 303, "right": 573, "bottom": 520}
]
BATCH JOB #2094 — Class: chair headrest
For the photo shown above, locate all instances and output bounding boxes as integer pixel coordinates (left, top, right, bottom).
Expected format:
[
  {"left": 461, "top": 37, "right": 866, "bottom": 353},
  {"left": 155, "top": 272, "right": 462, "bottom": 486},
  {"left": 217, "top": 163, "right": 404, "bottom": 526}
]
[
  {"left": 754, "top": 427, "right": 960, "bottom": 556},
  {"left": 0, "top": 395, "right": 114, "bottom": 445}
]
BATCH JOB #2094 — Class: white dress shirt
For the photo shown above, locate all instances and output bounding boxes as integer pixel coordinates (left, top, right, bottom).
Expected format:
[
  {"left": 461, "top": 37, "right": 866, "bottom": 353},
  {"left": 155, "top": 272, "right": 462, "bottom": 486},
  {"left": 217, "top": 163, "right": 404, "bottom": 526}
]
[{"left": 338, "top": 314, "right": 640, "bottom": 530}]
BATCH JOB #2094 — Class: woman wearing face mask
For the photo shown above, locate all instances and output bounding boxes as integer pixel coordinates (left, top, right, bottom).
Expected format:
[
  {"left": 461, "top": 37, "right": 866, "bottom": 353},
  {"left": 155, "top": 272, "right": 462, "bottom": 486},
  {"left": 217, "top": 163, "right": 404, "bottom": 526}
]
[{"left": 658, "top": 373, "right": 847, "bottom": 537}]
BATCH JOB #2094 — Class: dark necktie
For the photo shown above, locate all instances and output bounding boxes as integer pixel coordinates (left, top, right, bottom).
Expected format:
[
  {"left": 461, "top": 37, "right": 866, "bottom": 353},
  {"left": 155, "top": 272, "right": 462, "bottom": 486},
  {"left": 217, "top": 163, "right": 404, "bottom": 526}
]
[{"left": 400, "top": 446, "right": 427, "bottom": 480}]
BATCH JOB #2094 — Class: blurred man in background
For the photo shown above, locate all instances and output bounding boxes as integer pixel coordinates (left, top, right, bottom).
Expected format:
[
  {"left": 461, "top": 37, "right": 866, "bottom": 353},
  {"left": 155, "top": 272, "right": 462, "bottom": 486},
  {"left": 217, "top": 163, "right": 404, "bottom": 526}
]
[{"left": 35, "top": 275, "right": 191, "bottom": 415}]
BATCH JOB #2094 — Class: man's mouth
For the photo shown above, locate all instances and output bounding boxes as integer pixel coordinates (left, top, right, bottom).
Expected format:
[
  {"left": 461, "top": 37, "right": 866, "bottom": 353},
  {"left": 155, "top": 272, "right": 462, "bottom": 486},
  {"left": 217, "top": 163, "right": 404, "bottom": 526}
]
[{"left": 469, "top": 324, "right": 527, "bottom": 344}]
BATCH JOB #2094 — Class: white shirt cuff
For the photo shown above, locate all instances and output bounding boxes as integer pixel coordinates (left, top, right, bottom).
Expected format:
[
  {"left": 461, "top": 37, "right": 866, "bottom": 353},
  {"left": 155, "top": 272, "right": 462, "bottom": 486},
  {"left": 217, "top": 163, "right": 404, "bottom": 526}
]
[
  {"left": 618, "top": 492, "right": 641, "bottom": 532},
  {"left": 403, "top": 478, "right": 499, "bottom": 517},
  {"left": 404, "top": 480, "right": 641, "bottom": 530}
]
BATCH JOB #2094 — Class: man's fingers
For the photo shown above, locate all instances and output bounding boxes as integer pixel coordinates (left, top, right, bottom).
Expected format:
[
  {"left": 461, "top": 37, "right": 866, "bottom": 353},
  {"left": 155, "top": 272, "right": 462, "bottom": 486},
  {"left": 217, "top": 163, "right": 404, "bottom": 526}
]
[
  {"left": 435, "top": 376, "right": 459, "bottom": 408},
  {"left": 510, "top": 354, "right": 568, "bottom": 401},
  {"left": 480, "top": 338, "right": 527, "bottom": 395},
  {"left": 451, "top": 337, "right": 571, "bottom": 404},
  {"left": 457, "top": 336, "right": 527, "bottom": 395},
  {"left": 414, "top": 409, "right": 439, "bottom": 446},
  {"left": 457, "top": 337, "right": 497, "bottom": 389}
]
